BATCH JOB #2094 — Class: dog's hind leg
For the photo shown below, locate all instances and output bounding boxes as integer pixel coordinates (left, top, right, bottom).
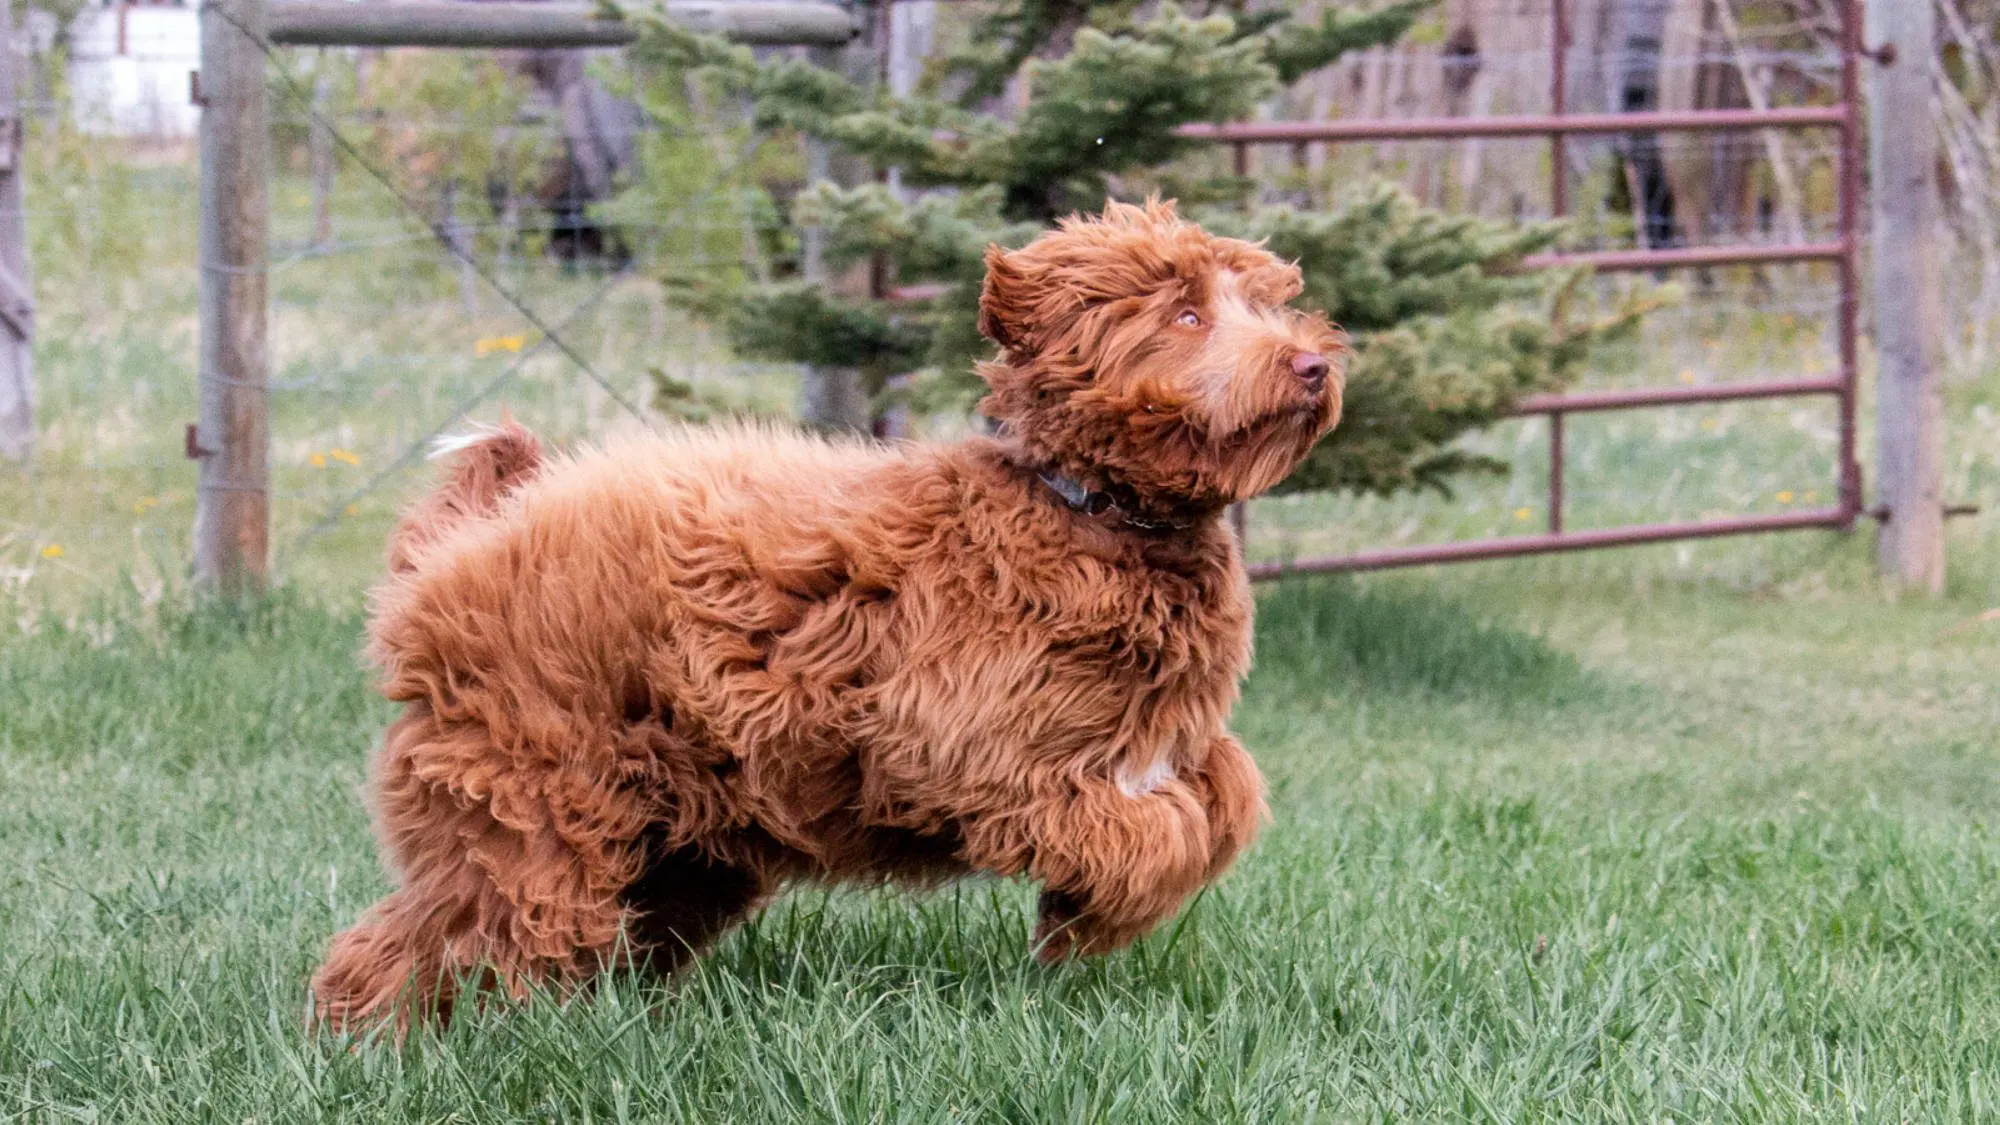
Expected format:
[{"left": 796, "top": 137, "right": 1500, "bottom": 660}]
[
  {"left": 620, "top": 837, "right": 769, "bottom": 976},
  {"left": 309, "top": 706, "right": 652, "bottom": 1032}
]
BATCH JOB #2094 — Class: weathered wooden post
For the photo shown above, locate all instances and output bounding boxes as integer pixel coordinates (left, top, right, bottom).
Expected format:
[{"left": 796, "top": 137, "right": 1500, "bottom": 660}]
[
  {"left": 194, "top": 0, "right": 273, "bottom": 594},
  {"left": 1867, "top": 0, "right": 1945, "bottom": 593},
  {"left": 0, "top": 0, "right": 36, "bottom": 467}
]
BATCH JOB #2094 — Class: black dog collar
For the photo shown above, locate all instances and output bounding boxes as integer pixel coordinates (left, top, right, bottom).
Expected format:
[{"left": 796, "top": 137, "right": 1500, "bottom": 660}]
[{"left": 1037, "top": 469, "right": 1192, "bottom": 533}]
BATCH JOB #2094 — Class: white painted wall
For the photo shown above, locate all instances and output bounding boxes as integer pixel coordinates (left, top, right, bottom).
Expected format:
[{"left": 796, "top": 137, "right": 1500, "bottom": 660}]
[{"left": 67, "top": 3, "right": 201, "bottom": 137}]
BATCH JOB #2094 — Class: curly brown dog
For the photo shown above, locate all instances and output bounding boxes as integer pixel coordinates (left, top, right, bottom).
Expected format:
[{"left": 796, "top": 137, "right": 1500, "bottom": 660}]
[{"left": 309, "top": 199, "right": 1345, "bottom": 1030}]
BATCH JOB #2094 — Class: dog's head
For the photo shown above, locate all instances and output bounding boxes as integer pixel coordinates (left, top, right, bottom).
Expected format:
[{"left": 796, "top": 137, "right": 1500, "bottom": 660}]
[{"left": 977, "top": 199, "right": 1345, "bottom": 515}]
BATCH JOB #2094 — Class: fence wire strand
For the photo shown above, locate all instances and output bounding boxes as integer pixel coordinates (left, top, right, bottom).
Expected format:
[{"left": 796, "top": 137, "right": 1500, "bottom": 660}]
[
  {"left": 276, "top": 268, "right": 632, "bottom": 565},
  {"left": 200, "top": 0, "right": 649, "bottom": 419}
]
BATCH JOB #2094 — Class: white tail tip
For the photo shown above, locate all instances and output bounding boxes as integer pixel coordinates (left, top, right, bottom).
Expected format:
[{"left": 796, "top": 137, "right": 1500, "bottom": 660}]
[{"left": 428, "top": 424, "right": 507, "bottom": 462}]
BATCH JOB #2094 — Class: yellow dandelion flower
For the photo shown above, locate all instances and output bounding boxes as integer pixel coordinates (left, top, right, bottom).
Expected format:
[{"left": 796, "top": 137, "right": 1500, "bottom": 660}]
[
  {"left": 40, "top": 544, "right": 63, "bottom": 559},
  {"left": 1776, "top": 490, "right": 1795, "bottom": 504},
  {"left": 310, "top": 452, "right": 327, "bottom": 468},
  {"left": 1700, "top": 417, "right": 1719, "bottom": 432},
  {"left": 1678, "top": 369, "right": 1697, "bottom": 385},
  {"left": 1514, "top": 507, "right": 1532, "bottom": 521},
  {"left": 131, "top": 496, "right": 159, "bottom": 514},
  {"left": 345, "top": 504, "right": 359, "bottom": 516},
  {"left": 330, "top": 448, "right": 360, "bottom": 466},
  {"left": 475, "top": 334, "right": 528, "bottom": 357}
]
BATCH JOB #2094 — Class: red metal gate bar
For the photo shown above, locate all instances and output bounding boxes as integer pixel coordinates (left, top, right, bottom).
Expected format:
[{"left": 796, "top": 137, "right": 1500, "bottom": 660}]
[
  {"left": 1550, "top": 0, "right": 1569, "bottom": 217},
  {"left": 1245, "top": 376, "right": 1851, "bottom": 577},
  {"left": 1175, "top": 105, "right": 1847, "bottom": 145},
  {"left": 1194, "top": 0, "right": 1864, "bottom": 576},
  {"left": 1245, "top": 508, "right": 1849, "bottom": 579},
  {"left": 1525, "top": 242, "right": 1845, "bottom": 272},
  {"left": 1548, "top": 411, "right": 1566, "bottom": 533},
  {"left": 1518, "top": 376, "right": 1844, "bottom": 538},
  {"left": 1510, "top": 376, "right": 1844, "bottom": 415}
]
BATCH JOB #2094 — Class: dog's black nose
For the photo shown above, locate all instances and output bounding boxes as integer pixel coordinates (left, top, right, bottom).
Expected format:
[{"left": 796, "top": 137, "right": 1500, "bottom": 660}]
[{"left": 1291, "top": 352, "right": 1330, "bottom": 390}]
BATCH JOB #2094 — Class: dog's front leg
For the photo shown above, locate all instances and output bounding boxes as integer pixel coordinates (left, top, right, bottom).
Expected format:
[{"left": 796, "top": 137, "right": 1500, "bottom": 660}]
[
  {"left": 966, "top": 777, "right": 1213, "bottom": 962},
  {"left": 1028, "top": 740, "right": 1268, "bottom": 962},
  {"left": 1190, "top": 734, "right": 1268, "bottom": 880}
]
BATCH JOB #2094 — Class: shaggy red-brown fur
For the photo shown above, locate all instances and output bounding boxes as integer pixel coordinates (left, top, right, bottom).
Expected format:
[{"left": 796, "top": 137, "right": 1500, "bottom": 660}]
[{"left": 309, "top": 200, "right": 1346, "bottom": 1031}]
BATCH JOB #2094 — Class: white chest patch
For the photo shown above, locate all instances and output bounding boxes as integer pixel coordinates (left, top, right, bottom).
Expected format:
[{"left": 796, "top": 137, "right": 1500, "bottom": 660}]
[{"left": 1118, "top": 757, "right": 1177, "bottom": 798}]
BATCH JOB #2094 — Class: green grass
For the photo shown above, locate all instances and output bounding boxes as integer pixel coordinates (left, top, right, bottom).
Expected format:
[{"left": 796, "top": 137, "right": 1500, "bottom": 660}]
[{"left": 4, "top": 558, "right": 1999, "bottom": 1122}]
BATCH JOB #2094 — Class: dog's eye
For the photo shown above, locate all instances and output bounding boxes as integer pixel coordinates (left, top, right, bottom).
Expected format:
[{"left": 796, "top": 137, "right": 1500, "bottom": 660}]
[{"left": 1174, "top": 310, "right": 1203, "bottom": 328}]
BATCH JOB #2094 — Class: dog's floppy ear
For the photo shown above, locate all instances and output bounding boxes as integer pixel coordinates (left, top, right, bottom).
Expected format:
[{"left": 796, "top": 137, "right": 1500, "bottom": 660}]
[{"left": 978, "top": 243, "right": 1039, "bottom": 354}]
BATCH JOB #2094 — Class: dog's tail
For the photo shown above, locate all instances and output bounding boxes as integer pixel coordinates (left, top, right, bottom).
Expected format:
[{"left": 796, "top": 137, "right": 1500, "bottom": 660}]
[{"left": 387, "top": 418, "right": 544, "bottom": 573}]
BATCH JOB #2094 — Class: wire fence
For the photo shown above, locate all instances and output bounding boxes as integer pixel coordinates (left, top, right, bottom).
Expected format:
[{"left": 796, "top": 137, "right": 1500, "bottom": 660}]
[
  {"left": 7, "top": 34, "right": 798, "bottom": 601},
  {"left": 5, "top": 0, "right": 1996, "bottom": 605}
]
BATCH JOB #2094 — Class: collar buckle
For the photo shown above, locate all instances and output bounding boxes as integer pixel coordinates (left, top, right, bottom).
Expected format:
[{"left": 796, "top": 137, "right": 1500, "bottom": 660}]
[{"left": 1037, "top": 469, "right": 1187, "bottom": 532}]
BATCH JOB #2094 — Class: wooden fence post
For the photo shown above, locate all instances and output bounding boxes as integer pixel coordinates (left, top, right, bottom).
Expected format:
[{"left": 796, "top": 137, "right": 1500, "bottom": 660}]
[
  {"left": 194, "top": 0, "right": 272, "bottom": 594},
  {"left": 1867, "top": 0, "right": 1945, "bottom": 593},
  {"left": 0, "top": 0, "right": 35, "bottom": 467}
]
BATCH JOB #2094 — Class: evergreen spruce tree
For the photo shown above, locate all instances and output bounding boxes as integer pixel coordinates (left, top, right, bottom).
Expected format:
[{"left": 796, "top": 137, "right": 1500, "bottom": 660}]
[{"left": 625, "top": 1, "right": 1645, "bottom": 496}]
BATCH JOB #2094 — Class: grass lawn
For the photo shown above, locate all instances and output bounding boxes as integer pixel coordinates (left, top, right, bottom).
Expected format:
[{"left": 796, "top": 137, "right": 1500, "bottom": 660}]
[{"left": 3, "top": 547, "right": 1998, "bottom": 1122}]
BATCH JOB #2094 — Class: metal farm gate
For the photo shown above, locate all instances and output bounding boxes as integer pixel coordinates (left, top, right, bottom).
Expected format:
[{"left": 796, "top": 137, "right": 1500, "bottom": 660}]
[{"left": 1183, "top": 0, "right": 1868, "bottom": 578}]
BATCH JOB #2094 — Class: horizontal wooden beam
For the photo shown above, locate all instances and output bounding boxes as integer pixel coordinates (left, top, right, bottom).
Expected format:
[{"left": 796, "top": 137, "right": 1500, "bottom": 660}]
[{"left": 266, "top": 0, "right": 858, "bottom": 49}]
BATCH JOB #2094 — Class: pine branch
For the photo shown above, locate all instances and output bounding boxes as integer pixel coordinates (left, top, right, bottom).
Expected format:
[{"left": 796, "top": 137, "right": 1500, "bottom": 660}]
[
  {"left": 998, "top": 4, "right": 1276, "bottom": 218},
  {"left": 792, "top": 183, "right": 1036, "bottom": 280},
  {"left": 632, "top": 3, "right": 1282, "bottom": 219},
  {"left": 933, "top": 0, "right": 1121, "bottom": 107},
  {"left": 625, "top": 11, "right": 993, "bottom": 182},
  {"left": 621, "top": 0, "right": 1657, "bottom": 497},
  {"left": 1262, "top": 0, "right": 1437, "bottom": 85},
  {"left": 1205, "top": 188, "right": 1565, "bottom": 333},
  {"left": 725, "top": 285, "right": 930, "bottom": 379}
]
